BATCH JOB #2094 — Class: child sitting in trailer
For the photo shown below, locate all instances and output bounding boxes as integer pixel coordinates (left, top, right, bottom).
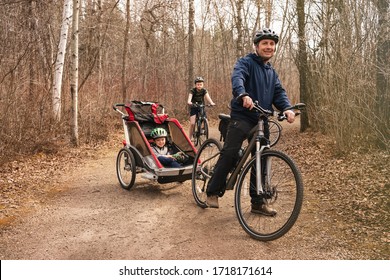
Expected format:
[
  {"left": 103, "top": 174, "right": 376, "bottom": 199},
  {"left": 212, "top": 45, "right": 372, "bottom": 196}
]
[{"left": 150, "top": 128, "right": 187, "bottom": 168}]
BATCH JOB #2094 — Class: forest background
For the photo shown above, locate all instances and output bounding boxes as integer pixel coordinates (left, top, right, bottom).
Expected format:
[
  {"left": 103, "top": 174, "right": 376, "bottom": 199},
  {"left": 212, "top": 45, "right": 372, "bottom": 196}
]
[{"left": 0, "top": 0, "right": 389, "bottom": 163}]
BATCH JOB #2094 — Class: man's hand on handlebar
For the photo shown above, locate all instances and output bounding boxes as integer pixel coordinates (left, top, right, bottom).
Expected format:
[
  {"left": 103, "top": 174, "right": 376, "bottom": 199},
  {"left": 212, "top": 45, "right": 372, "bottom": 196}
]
[
  {"left": 283, "top": 110, "right": 295, "bottom": 123},
  {"left": 242, "top": 96, "right": 254, "bottom": 110},
  {"left": 236, "top": 93, "right": 254, "bottom": 110},
  {"left": 278, "top": 104, "right": 306, "bottom": 123}
]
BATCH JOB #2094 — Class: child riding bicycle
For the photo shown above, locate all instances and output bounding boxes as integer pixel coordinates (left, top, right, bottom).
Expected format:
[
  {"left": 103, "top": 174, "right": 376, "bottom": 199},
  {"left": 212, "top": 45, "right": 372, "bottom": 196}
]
[{"left": 187, "top": 76, "right": 215, "bottom": 140}]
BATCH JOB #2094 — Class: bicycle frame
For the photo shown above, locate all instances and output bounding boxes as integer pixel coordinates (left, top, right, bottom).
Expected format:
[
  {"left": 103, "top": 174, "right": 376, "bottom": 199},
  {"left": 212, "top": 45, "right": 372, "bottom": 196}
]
[
  {"left": 191, "top": 103, "right": 213, "bottom": 147},
  {"left": 197, "top": 101, "right": 305, "bottom": 194},
  {"left": 195, "top": 105, "right": 206, "bottom": 132},
  {"left": 225, "top": 116, "right": 270, "bottom": 194},
  {"left": 224, "top": 101, "right": 306, "bottom": 192}
]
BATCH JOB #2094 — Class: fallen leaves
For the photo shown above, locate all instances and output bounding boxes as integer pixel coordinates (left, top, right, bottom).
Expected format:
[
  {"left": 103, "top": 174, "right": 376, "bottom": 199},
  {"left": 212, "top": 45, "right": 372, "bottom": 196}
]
[{"left": 281, "top": 129, "right": 389, "bottom": 258}]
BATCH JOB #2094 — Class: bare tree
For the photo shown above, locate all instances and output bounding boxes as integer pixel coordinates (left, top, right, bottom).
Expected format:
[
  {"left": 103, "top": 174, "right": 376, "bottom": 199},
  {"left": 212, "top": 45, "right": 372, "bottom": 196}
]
[
  {"left": 95, "top": 0, "right": 103, "bottom": 98},
  {"left": 28, "top": 0, "right": 38, "bottom": 99},
  {"left": 264, "top": 0, "right": 273, "bottom": 27},
  {"left": 139, "top": 1, "right": 164, "bottom": 94},
  {"left": 236, "top": 0, "right": 244, "bottom": 57},
  {"left": 53, "top": 0, "right": 72, "bottom": 121},
  {"left": 296, "top": 0, "right": 309, "bottom": 131},
  {"left": 3, "top": 0, "right": 388, "bottom": 162},
  {"left": 188, "top": 0, "right": 195, "bottom": 89},
  {"left": 376, "top": 0, "right": 390, "bottom": 146},
  {"left": 71, "top": 0, "right": 80, "bottom": 146},
  {"left": 122, "top": 0, "right": 131, "bottom": 102},
  {"left": 230, "top": 0, "right": 245, "bottom": 58}
]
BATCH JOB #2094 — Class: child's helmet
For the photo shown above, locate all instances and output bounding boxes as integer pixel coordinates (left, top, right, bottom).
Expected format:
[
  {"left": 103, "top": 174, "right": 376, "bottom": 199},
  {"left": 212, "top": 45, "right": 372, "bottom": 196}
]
[
  {"left": 253, "top": 28, "right": 279, "bottom": 44},
  {"left": 150, "top": 127, "right": 168, "bottom": 139},
  {"left": 194, "top": 76, "right": 204, "bottom": 84}
]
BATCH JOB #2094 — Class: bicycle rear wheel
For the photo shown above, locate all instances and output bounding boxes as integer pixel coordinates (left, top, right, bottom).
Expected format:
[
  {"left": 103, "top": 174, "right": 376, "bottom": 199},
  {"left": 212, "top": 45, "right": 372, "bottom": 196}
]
[
  {"left": 192, "top": 138, "right": 222, "bottom": 208},
  {"left": 116, "top": 147, "right": 136, "bottom": 190},
  {"left": 235, "top": 150, "right": 303, "bottom": 241},
  {"left": 268, "top": 120, "right": 282, "bottom": 147}
]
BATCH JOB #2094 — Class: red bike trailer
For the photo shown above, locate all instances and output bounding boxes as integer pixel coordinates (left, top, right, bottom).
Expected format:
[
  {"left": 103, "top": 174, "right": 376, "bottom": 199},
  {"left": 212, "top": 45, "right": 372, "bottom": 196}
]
[{"left": 113, "top": 101, "right": 197, "bottom": 189}]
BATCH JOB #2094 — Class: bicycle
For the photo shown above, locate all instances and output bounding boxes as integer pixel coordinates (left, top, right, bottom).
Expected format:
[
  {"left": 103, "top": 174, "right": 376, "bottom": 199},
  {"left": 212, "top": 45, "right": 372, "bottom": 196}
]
[
  {"left": 191, "top": 97, "right": 306, "bottom": 241},
  {"left": 191, "top": 103, "right": 213, "bottom": 146}
]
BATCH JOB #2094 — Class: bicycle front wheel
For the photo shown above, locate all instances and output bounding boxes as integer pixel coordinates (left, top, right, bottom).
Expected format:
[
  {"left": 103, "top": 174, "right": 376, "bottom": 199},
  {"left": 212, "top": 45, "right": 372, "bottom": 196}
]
[
  {"left": 193, "top": 117, "right": 201, "bottom": 146},
  {"left": 268, "top": 120, "right": 282, "bottom": 147},
  {"left": 234, "top": 150, "right": 303, "bottom": 241},
  {"left": 192, "top": 138, "right": 222, "bottom": 208},
  {"left": 197, "top": 118, "right": 209, "bottom": 146}
]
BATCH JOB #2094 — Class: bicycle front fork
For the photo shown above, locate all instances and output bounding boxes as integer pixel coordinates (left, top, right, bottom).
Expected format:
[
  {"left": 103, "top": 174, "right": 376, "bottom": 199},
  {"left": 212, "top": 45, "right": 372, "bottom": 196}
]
[{"left": 255, "top": 141, "right": 270, "bottom": 195}]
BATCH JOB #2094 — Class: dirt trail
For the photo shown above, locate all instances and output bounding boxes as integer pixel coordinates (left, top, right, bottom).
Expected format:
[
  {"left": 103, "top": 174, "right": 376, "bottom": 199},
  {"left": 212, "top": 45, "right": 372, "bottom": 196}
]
[{"left": 0, "top": 121, "right": 387, "bottom": 260}]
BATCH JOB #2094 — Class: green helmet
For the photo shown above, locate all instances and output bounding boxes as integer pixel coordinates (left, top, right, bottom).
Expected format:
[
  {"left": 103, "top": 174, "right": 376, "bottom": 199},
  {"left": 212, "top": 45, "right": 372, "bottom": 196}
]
[{"left": 150, "top": 127, "right": 168, "bottom": 139}]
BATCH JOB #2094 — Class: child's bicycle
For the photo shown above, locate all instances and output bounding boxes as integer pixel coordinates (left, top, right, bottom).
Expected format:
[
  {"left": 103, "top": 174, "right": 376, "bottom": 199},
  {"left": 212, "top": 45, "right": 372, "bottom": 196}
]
[
  {"left": 191, "top": 103, "right": 213, "bottom": 146},
  {"left": 113, "top": 101, "right": 197, "bottom": 190},
  {"left": 192, "top": 97, "right": 306, "bottom": 241}
]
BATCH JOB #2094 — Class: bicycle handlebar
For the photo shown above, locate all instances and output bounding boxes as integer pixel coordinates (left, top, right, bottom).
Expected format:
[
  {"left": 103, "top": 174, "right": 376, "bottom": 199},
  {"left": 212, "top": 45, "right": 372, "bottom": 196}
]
[
  {"left": 236, "top": 93, "right": 272, "bottom": 116},
  {"left": 236, "top": 94, "right": 306, "bottom": 121},
  {"left": 252, "top": 101, "right": 273, "bottom": 116},
  {"left": 276, "top": 103, "right": 306, "bottom": 121},
  {"left": 189, "top": 103, "right": 215, "bottom": 108}
]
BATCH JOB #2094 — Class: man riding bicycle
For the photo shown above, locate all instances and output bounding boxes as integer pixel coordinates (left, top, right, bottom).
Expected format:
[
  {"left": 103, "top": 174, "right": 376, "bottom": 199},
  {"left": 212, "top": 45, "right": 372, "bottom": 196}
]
[{"left": 205, "top": 28, "right": 296, "bottom": 215}]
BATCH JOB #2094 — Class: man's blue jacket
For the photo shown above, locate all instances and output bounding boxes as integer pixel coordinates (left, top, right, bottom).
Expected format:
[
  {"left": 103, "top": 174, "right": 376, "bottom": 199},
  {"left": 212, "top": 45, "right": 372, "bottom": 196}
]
[{"left": 230, "top": 53, "right": 291, "bottom": 124}]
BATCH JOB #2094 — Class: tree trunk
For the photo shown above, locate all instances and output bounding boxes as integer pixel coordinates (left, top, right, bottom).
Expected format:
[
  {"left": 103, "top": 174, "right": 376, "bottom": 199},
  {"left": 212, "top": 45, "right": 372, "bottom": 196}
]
[
  {"left": 265, "top": 0, "right": 272, "bottom": 27},
  {"left": 234, "top": 0, "right": 244, "bottom": 58},
  {"left": 122, "top": 0, "right": 130, "bottom": 102},
  {"left": 28, "top": 0, "right": 38, "bottom": 100},
  {"left": 296, "top": 0, "right": 310, "bottom": 132},
  {"left": 53, "top": 0, "right": 72, "bottom": 121},
  {"left": 71, "top": 0, "right": 79, "bottom": 146},
  {"left": 376, "top": 0, "right": 390, "bottom": 146},
  {"left": 97, "top": 0, "right": 103, "bottom": 98},
  {"left": 188, "top": 0, "right": 195, "bottom": 90}
]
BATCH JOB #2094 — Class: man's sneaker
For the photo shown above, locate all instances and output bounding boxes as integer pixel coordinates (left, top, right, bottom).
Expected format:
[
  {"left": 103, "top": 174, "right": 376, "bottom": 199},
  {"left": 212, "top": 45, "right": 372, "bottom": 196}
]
[
  {"left": 206, "top": 195, "right": 219, "bottom": 208},
  {"left": 251, "top": 203, "right": 277, "bottom": 216}
]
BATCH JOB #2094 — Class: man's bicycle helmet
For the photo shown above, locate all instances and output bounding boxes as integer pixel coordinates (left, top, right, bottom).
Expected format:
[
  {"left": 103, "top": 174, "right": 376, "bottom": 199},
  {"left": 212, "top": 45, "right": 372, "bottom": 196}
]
[
  {"left": 253, "top": 28, "right": 279, "bottom": 44},
  {"left": 150, "top": 127, "right": 168, "bottom": 139},
  {"left": 194, "top": 76, "right": 204, "bottom": 84}
]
